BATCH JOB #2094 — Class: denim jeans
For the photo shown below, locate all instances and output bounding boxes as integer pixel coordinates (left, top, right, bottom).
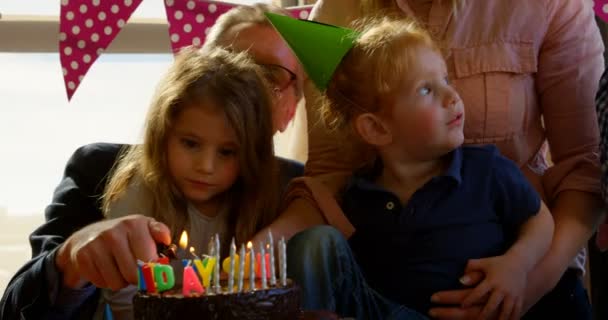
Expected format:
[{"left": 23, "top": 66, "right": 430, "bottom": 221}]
[{"left": 287, "top": 226, "right": 428, "bottom": 320}]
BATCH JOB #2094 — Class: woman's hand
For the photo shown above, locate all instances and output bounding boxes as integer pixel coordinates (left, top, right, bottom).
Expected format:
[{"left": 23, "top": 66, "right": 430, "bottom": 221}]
[{"left": 55, "top": 215, "right": 171, "bottom": 290}]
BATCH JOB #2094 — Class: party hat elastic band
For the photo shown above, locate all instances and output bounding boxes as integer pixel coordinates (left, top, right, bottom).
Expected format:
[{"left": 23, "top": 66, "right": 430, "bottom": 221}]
[{"left": 265, "top": 13, "right": 360, "bottom": 91}]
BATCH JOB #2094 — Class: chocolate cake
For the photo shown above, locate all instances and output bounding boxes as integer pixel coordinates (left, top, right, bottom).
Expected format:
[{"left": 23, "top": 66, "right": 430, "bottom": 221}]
[{"left": 133, "top": 279, "right": 301, "bottom": 320}]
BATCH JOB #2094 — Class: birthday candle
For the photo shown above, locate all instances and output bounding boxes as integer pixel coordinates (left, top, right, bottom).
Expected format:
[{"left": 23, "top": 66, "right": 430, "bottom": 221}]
[
  {"left": 268, "top": 231, "right": 276, "bottom": 286},
  {"left": 280, "top": 237, "right": 287, "bottom": 287},
  {"left": 153, "top": 264, "right": 175, "bottom": 292},
  {"left": 259, "top": 242, "right": 267, "bottom": 289},
  {"left": 248, "top": 241, "right": 255, "bottom": 291},
  {"left": 137, "top": 260, "right": 147, "bottom": 291},
  {"left": 238, "top": 244, "right": 245, "bottom": 292},
  {"left": 142, "top": 263, "right": 157, "bottom": 293},
  {"left": 214, "top": 234, "right": 221, "bottom": 293},
  {"left": 228, "top": 238, "right": 236, "bottom": 293},
  {"left": 208, "top": 236, "right": 215, "bottom": 256},
  {"left": 183, "top": 262, "right": 204, "bottom": 296}
]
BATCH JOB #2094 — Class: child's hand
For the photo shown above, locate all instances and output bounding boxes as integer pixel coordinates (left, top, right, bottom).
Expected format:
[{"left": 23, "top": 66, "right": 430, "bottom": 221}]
[
  {"left": 56, "top": 215, "right": 171, "bottom": 290},
  {"left": 461, "top": 255, "right": 527, "bottom": 320}
]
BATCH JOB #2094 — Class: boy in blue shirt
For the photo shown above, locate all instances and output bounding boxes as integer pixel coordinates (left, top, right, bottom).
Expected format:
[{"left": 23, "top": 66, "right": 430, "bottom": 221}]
[{"left": 267, "top": 15, "right": 554, "bottom": 320}]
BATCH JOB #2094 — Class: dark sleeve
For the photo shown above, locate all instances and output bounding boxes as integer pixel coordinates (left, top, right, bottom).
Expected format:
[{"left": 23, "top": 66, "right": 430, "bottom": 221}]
[
  {"left": 0, "top": 143, "right": 126, "bottom": 320},
  {"left": 277, "top": 157, "right": 304, "bottom": 195},
  {"left": 490, "top": 149, "right": 542, "bottom": 238}
]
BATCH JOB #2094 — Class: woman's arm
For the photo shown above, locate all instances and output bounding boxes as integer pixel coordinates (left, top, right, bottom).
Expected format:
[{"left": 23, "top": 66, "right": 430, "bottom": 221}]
[
  {"left": 523, "top": 191, "right": 604, "bottom": 310},
  {"left": 523, "top": 0, "right": 605, "bottom": 309},
  {"left": 429, "top": 0, "right": 605, "bottom": 318}
]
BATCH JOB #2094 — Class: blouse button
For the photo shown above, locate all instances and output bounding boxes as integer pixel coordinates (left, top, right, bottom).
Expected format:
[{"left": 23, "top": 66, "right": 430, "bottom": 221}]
[{"left": 386, "top": 201, "right": 395, "bottom": 210}]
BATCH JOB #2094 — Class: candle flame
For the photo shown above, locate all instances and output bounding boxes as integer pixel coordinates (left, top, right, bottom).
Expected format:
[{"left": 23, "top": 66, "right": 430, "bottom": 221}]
[
  {"left": 179, "top": 230, "right": 188, "bottom": 249},
  {"left": 190, "top": 247, "right": 195, "bottom": 254},
  {"left": 247, "top": 241, "right": 252, "bottom": 249}
]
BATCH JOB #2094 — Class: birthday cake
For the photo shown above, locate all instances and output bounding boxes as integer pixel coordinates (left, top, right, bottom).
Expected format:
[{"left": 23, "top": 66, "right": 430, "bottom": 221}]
[
  {"left": 133, "top": 279, "right": 301, "bottom": 320},
  {"left": 132, "top": 233, "right": 301, "bottom": 320}
]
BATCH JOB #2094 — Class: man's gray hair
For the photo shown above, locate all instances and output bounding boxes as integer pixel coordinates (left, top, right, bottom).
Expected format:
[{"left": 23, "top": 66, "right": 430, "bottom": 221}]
[{"left": 203, "top": 3, "right": 289, "bottom": 50}]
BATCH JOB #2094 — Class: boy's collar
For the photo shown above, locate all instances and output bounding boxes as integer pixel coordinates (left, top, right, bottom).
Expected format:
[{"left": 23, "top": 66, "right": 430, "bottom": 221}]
[{"left": 349, "top": 147, "right": 464, "bottom": 192}]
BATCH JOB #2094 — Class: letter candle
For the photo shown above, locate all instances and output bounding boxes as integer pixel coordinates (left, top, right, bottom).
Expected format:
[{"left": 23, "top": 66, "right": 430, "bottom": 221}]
[
  {"left": 259, "top": 242, "right": 267, "bottom": 289},
  {"left": 237, "top": 244, "right": 245, "bottom": 292},
  {"left": 228, "top": 238, "right": 236, "bottom": 293},
  {"left": 248, "top": 241, "right": 255, "bottom": 291},
  {"left": 268, "top": 231, "right": 276, "bottom": 286},
  {"left": 213, "top": 234, "right": 221, "bottom": 293},
  {"left": 279, "top": 237, "right": 287, "bottom": 287}
]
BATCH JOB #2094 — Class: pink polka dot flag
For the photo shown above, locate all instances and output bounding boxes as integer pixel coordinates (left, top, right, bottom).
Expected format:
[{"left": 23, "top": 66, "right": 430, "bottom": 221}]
[
  {"left": 59, "top": 0, "right": 313, "bottom": 101},
  {"left": 596, "top": 0, "right": 608, "bottom": 24}
]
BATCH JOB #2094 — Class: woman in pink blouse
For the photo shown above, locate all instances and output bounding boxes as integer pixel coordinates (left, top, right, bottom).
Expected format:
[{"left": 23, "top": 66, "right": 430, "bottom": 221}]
[{"left": 254, "top": 0, "right": 605, "bottom": 318}]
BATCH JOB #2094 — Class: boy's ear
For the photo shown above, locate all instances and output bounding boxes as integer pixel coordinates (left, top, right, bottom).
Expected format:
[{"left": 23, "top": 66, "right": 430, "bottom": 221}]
[{"left": 354, "top": 113, "right": 392, "bottom": 146}]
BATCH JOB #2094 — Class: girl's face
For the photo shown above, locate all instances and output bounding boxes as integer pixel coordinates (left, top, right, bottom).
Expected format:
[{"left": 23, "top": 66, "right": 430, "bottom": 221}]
[
  {"left": 167, "top": 102, "right": 240, "bottom": 214},
  {"left": 381, "top": 46, "right": 465, "bottom": 160}
]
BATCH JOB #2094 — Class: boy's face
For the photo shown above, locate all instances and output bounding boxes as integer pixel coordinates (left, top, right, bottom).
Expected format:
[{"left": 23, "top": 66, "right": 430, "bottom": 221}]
[
  {"left": 381, "top": 47, "right": 465, "bottom": 160},
  {"left": 167, "top": 102, "right": 240, "bottom": 213}
]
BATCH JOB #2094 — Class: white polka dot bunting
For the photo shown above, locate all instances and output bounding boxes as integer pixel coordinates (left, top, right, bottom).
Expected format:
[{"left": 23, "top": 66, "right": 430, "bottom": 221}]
[
  {"left": 59, "top": 0, "right": 143, "bottom": 100},
  {"left": 59, "top": 0, "right": 312, "bottom": 101},
  {"left": 164, "top": 0, "right": 312, "bottom": 55}
]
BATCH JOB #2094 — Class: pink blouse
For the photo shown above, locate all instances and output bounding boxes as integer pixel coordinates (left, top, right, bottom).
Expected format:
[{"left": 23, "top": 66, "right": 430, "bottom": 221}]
[{"left": 285, "top": 0, "right": 604, "bottom": 244}]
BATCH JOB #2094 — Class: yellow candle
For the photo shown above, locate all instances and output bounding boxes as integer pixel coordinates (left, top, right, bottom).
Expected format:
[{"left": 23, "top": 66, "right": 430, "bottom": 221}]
[{"left": 194, "top": 257, "right": 216, "bottom": 288}]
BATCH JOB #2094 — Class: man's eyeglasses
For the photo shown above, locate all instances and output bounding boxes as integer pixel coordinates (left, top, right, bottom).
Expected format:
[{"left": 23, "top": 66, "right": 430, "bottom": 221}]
[{"left": 260, "top": 64, "right": 297, "bottom": 93}]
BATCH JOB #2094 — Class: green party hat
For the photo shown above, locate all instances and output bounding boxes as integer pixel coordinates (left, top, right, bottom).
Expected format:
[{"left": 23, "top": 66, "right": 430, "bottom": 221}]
[{"left": 265, "top": 12, "right": 360, "bottom": 91}]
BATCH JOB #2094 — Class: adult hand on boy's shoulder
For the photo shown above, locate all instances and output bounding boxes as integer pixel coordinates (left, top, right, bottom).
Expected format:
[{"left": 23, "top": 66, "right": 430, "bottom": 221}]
[
  {"left": 55, "top": 215, "right": 170, "bottom": 291},
  {"left": 460, "top": 255, "right": 527, "bottom": 320}
]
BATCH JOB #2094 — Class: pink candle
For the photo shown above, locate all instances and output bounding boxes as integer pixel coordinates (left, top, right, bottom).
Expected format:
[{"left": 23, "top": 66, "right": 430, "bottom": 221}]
[{"left": 183, "top": 265, "right": 204, "bottom": 296}]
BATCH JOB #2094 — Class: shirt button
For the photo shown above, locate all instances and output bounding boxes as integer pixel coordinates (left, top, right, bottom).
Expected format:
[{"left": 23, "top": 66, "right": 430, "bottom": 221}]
[{"left": 386, "top": 201, "right": 395, "bottom": 210}]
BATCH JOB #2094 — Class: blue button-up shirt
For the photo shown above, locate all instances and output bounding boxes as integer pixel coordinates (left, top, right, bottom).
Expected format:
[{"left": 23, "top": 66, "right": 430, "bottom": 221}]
[{"left": 342, "top": 145, "right": 540, "bottom": 314}]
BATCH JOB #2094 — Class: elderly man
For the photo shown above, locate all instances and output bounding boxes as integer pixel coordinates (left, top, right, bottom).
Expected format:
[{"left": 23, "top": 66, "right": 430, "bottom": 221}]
[{"left": 0, "top": 4, "right": 304, "bottom": 319}]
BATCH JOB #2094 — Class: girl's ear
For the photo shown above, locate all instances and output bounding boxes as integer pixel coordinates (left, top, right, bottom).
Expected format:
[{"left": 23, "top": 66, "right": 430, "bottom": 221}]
[{"left": 354, "top": 113, "right": 392, "bottom": 147}]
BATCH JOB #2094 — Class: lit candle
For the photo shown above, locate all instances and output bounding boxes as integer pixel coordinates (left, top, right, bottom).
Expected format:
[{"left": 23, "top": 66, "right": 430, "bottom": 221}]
[
  {"left": 183, "top": 262, "right": 204, "bottom": 296},
  {"left": 190, "top": 247, "right": 200, "bottom": 260},
  {"left": 280, "top": 237, "right": 287, "bottom": 287},
  {"left": 248, "top": 241, "right": 255, "bottom": 291},
  {"left": 238, "top": 244, "right": 245, "bottom": 292},
  {"left": 228, "top": 238, "right": 236, "bottom": 293},
  {"left": 268, "top": 231, "right": 276, "bottom": 286},
  {"left": 153, "top": 263, "right": 175, "bottom": 292},
  {"left": 214, "top": 234, "right": 221, "bottom": 293},
  {"left": 177, "top": 230, "right": 188, "bottom": 259},
  {"left": 259, "top": 242, "right": 267, "bottom": 289}
]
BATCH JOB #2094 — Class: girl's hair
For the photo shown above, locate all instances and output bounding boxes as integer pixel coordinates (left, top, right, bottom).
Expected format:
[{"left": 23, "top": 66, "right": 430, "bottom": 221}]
[
  {"left": 103, "top": 46, "right": 279, "bottom": 244},
  {"left": 321, "top": 17, "right": 439, "bottom": 132}
]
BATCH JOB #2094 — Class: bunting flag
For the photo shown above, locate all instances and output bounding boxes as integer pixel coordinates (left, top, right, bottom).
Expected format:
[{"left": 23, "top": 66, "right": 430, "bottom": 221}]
[
  {"left": 59, "top": 0, "right": 313, "bottom": 101},
  {"left": 596, "top": 0, "right": 608, "bottom": 24}
]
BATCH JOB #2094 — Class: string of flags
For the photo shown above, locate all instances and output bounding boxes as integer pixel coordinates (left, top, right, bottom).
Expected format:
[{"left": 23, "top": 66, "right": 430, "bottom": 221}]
[{"left": 59, "top": 0, "right": 312, "bottom": 100}]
